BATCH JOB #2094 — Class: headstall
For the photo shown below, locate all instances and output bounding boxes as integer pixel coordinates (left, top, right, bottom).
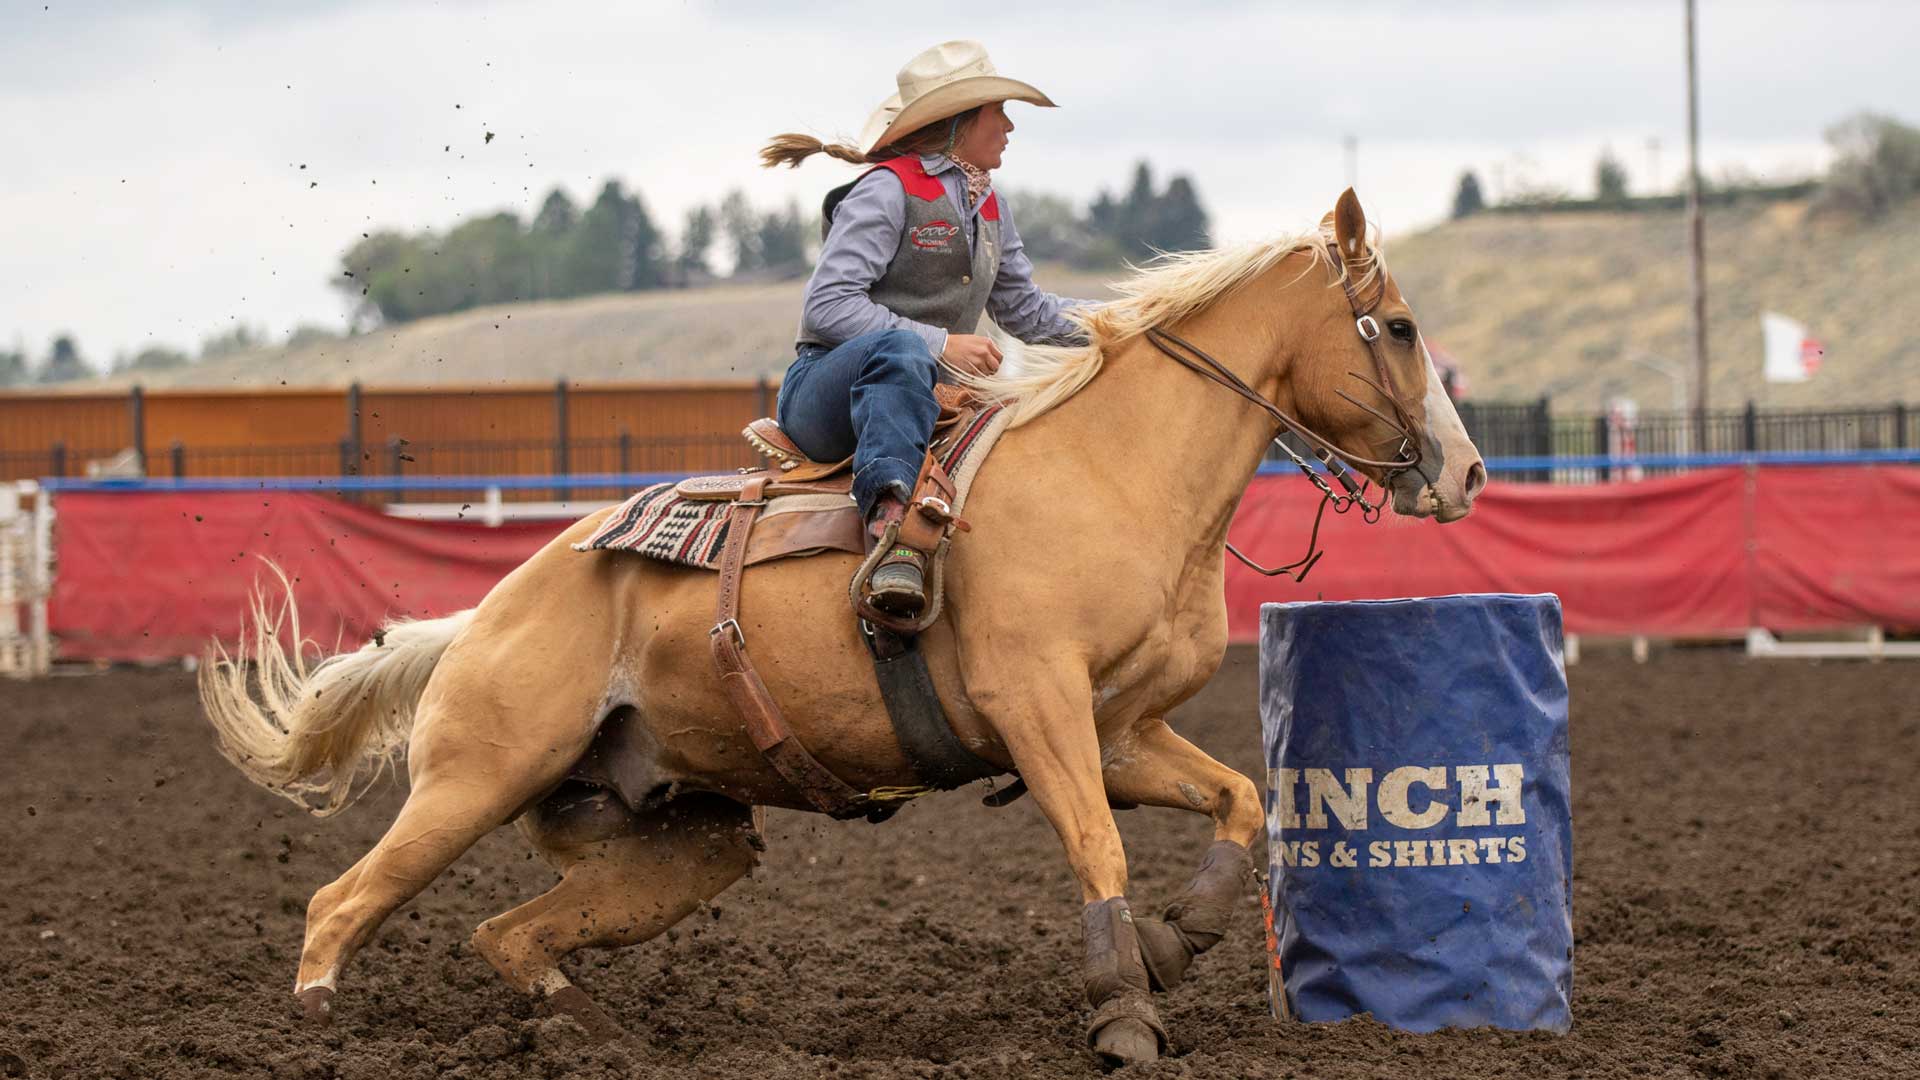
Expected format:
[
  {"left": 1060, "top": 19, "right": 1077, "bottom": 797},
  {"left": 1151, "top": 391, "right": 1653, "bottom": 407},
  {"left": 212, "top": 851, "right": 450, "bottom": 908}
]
[{"left": 1143, "top": 241, "right": 1429, "bottom": 581}]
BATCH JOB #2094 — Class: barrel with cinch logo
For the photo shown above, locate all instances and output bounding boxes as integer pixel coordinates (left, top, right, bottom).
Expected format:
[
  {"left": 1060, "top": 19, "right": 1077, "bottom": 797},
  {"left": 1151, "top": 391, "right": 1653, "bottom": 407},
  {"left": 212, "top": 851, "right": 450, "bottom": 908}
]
[{"left": 1259, "top": 594, "right": 1573, "bottom": 1033}]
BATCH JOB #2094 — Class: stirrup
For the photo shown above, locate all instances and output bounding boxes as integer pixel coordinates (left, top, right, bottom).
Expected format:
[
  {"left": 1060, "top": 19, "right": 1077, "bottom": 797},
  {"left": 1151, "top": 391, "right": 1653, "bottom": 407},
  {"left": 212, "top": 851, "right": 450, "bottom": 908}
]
[
  {"left": 850, "top": 520, "right": 948, "bottom": 635},
  {"left": 866, "top": 546, "right": 928, "bottom": 617}
]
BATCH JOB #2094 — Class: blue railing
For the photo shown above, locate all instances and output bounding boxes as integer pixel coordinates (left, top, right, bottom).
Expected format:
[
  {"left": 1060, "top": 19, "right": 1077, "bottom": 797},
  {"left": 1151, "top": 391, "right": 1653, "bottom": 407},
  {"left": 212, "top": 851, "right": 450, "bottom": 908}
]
[
  {"left": 1459, "top": 448, "right": 1920, "bottom": 474},
  {"left": 37, "top": 472, "right": 693, "bottom": 494}
]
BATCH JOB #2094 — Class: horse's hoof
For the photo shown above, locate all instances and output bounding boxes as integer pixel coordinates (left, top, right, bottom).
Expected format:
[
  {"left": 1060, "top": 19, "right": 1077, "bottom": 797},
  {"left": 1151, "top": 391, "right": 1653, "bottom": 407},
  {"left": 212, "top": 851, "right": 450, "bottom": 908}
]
[
  {"left": 294, "top": 986, "right": 334, "bottom": 1026},
  {"left": 1133, "top": 916, "right": 1195, "bottom": 992},
  {"left": 545, "top": 985, "right": 628, "bottom": 1043},
  {"left": 1091, "top": 1018, "right": 1162, "bottom": 1069}
]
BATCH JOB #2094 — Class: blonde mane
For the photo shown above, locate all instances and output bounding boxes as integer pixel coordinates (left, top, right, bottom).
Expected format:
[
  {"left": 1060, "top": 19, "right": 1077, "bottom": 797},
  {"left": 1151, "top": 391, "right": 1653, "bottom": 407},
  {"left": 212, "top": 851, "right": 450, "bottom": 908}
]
[{"left": 958, "top": 222, "right": 1385, "bottom": 427}]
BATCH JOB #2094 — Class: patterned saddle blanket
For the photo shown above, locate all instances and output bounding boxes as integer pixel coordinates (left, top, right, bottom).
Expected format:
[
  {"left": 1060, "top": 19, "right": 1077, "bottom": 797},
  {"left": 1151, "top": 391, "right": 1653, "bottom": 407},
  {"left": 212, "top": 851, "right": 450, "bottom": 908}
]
[{"left": 575, "top": 402, "right": 1011, "bottom": 571}]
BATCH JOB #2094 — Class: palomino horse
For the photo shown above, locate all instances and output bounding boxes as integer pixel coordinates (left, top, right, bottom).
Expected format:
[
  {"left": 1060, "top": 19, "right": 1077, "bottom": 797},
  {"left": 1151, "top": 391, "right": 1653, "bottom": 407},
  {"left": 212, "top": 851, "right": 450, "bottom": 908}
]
[{"left": 203, "top": 190, "right": 1484, "bottom": 1067}]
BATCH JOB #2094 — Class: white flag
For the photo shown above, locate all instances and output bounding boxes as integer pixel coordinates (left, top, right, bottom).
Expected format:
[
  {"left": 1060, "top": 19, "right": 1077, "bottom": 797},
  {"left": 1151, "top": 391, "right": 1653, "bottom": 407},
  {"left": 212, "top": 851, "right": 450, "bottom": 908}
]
[{"left": 1762, "top": 312, "right": 1824, "bottom": 383}]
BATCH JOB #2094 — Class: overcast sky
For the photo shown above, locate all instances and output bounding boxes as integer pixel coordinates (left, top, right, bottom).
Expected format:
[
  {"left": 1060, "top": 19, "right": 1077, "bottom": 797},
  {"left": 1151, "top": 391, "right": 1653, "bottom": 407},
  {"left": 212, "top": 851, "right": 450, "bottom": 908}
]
[{"left": 4, "top": 0, "right": 1916, "bottom": 370}]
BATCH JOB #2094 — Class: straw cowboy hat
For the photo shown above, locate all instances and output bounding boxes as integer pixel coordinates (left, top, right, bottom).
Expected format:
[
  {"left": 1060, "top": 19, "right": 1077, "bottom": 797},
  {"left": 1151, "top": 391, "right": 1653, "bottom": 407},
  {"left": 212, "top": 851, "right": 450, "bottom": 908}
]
[{"left": 860, "top": 40, "right": 1056, "bottom": 155}]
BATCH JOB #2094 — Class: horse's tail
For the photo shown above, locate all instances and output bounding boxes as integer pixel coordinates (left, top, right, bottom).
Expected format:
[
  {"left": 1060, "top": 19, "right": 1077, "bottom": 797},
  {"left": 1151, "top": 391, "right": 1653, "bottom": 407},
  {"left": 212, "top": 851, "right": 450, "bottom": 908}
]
[{"left": 199, "top": 563, "right": 473, "bottom": 817}]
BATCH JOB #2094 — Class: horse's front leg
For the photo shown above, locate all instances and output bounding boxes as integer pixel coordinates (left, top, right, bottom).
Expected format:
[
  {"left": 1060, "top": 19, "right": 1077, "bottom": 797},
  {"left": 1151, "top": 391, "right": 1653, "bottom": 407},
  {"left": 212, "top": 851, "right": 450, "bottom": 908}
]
[
  {"left": 971, "top": 662, "right": 1167, "bottom": 1068},
  {"left": 1099, "top": 719, "right": 1261, "bottom": 992}
]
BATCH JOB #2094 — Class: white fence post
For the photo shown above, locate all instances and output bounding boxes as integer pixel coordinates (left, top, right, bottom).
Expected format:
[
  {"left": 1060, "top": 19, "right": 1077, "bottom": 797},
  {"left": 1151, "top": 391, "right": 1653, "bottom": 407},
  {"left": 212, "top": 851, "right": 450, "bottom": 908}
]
[
  {"left": 0, "top": 483, "right": 19, "bottom": 676},
  {"left": 31, "top": 482, "right": 52, "bottom": 675},
  {"left": 1, "top": 481, "right": 52, "bottom": 678}
]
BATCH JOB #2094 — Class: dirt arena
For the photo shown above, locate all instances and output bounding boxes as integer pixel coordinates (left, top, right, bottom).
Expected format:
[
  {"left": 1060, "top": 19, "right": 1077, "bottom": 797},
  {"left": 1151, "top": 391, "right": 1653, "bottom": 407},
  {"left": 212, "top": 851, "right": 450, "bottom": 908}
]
[{"left": 2, "top": 648, "right": 1915, "bottom": 1079}]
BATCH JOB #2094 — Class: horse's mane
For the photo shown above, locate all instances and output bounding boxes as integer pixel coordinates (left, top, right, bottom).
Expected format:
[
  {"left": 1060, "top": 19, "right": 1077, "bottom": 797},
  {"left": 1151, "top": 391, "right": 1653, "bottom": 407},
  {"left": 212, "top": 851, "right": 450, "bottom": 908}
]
[{"left": 959, "top": 222, "right": 1385, "bottom": 428}]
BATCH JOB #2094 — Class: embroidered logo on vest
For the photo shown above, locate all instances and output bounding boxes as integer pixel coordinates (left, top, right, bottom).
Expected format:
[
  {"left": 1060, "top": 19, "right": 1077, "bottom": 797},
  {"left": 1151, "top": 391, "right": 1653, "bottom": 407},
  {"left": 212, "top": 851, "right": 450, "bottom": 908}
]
[{"left": 909, "top": 221, "right": 961, "bottom": 251}]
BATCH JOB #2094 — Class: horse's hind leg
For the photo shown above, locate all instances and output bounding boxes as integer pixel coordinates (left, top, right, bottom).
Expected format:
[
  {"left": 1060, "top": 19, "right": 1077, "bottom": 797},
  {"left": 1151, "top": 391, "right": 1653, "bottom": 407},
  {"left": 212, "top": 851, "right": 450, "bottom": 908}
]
[
  {"left": 470, "top": 792, "right": 761, "bottom": 1040},
  {"left": 294, "top": 694, "right": 600, "bottom": 1019},
  {"left": 1098, "top": 719, "right": 1261, "bottom": 992}
]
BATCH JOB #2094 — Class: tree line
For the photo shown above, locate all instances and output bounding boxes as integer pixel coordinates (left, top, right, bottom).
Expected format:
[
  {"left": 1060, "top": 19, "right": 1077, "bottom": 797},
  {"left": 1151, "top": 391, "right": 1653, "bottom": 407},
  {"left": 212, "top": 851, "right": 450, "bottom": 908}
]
[
  {"left": 336, "top": 160, "right": 1210, "bottom": 329},
  {"left": 0, "top": 322, "right": 338, "bottom": 387},
  {"left": 1450, "top": 110, "right": 1920, "bottom": 219},
  {"left": 3, "top": 160, "right": 1213, "bottom": 385},
  {"left": 1015, "top": 161, "right": 1210, "bottom": 268},
  {"left": 334, "top": 182, "right": 814, "bottom": 328}
]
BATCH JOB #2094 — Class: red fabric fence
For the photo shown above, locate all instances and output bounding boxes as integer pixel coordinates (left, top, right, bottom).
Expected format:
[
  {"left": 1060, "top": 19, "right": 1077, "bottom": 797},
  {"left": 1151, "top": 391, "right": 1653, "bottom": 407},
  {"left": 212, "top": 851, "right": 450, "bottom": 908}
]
[
  {"left": 46, "top": 466, "right": 1920, "bottom": 661},
  {"left": 1224, "top": 465, "right": 1920, "bottom": 640},
  {"left": 49, "top": 493, "right": 565, "bottom": 662}
]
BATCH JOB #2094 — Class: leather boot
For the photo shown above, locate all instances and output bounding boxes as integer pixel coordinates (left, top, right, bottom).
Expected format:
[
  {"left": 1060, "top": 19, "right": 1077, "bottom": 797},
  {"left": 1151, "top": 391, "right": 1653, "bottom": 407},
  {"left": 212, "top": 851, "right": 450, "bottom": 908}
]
[{"left": 865, "top": 498, "right": 927, "bottom": 617}]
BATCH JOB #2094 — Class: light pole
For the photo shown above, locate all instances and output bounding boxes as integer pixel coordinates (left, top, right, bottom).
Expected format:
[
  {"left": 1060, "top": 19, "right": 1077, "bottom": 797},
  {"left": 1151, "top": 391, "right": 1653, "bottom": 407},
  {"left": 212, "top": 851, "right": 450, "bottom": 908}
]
[{"left": 1684, "top": 0, "right": 1710, "bottom": 434}]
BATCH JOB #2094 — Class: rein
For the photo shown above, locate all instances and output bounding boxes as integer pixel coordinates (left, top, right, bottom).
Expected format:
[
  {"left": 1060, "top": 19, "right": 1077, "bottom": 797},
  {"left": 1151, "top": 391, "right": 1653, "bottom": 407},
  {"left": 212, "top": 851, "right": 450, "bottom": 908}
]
[{"left": 1142, "top": 243, "right": 1425, "bottom": 582}]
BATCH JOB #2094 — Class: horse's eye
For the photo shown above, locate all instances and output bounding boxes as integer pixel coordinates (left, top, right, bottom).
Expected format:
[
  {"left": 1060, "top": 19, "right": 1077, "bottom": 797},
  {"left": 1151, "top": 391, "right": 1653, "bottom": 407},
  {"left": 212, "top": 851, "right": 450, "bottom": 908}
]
[{"left": 1387, "top": 319, "right": 1416, "bottom": 343}]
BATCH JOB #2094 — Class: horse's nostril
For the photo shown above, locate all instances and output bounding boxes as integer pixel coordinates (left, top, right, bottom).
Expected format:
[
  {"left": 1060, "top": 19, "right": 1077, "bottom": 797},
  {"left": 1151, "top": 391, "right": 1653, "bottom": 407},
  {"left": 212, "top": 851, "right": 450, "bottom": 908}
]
[{"left": 1464, "top": 461, "right": 1488, "bottom": 501}]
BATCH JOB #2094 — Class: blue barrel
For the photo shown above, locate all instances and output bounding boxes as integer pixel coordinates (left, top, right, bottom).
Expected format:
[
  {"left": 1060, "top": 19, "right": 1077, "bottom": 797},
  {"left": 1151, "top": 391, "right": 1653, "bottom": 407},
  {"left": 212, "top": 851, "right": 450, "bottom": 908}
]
[{"left": 1260, "top": 594, "right": 1572, "bottom": 1033}]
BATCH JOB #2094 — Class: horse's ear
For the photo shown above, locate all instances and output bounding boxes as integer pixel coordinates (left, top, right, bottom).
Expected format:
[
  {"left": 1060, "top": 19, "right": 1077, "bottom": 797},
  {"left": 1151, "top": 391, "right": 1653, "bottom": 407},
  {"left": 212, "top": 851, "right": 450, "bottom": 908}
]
[{"left": 1332, "top": 188, "right": 1368, "bottom": 260}]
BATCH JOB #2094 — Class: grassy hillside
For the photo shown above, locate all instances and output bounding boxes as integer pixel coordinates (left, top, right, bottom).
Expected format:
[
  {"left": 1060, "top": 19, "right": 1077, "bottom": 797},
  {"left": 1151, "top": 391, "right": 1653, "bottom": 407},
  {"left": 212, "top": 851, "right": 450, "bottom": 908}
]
[
  {"left": 1391, "top": 199, "right": 1920, "bottom": 409},
  {"left": 109, "top": 199, "right": 1920, "bottom": 409}
]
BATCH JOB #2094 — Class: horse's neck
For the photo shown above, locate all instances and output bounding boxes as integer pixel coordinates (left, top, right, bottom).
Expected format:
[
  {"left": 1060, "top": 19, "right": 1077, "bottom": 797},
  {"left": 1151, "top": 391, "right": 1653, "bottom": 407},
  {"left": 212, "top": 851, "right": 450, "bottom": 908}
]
[{"left": 1014, "top": 293, "right": 1297, "bottom": 558}]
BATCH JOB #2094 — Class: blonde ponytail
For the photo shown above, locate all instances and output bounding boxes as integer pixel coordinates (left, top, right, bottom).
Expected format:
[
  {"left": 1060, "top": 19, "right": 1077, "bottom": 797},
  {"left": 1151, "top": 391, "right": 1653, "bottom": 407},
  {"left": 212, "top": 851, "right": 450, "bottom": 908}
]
[{"left": 759, "top": 133, "right": 871, "bottom": 170}]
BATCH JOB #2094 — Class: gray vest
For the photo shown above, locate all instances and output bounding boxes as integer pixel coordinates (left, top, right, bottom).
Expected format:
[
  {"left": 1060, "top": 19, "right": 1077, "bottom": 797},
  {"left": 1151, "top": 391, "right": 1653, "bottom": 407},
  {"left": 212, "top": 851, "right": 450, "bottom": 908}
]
[{"left": 798, "top": 160, "right": 1001, "bottom": 353}]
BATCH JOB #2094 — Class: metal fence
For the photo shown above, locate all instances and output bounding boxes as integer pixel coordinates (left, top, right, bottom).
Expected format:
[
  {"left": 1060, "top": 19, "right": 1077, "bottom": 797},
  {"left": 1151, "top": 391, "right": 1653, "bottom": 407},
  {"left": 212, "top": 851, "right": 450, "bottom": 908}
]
[
  {"left": 6, "top": 394, "right": 1916, "bottom": 494},
  {"left": 1452, "top": 400, "right": 1916, "bottom": 483}
]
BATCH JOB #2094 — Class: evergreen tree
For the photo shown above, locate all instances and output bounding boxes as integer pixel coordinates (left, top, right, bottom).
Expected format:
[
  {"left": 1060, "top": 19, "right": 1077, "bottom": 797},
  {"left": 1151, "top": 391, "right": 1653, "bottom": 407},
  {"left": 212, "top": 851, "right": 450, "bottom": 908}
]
[
  {"left": 678, "top": 205, "right": 716, "bottom": 281},
  {"left": 1149, "top": 175, "right": 1210, "bottom": 253},
  {"left": 1595, "top": 149, "right": 1630, "bottom": 204},
  {"left": 529, "top": 189, "right": 578, "bottom": 299},
  {"left": 622, "top": 190, "right": 666, "bottom": 291},
  {"left": 38, "top": 335, "right": 89, "bottom": 383},
  {"left": 757, "top": 200, "right": 809, "bottom": 277},
  {"left": 719, "top": 190, "right": 762, "bottom": 275},
  {"left": 0, "top": 346, "right": 27, "bottom": 387},
  {"left": 564, "top": 180, "right": 638, "bottom": 295},
  {"left": 1124, "top": 161, "right": 1156, "bottom": 238},
  {"left": 1452, "top": 171, "right": 1486, "bottom": 218},
  {"left": 531, "top": 188, "right": 578, "bottom": 236},
  {"left": 1087, "top": 190, "right": 1120, "bottom": 237},
  {"left": 1082, "top": 161, "right": 1211, "bottom": 260}
]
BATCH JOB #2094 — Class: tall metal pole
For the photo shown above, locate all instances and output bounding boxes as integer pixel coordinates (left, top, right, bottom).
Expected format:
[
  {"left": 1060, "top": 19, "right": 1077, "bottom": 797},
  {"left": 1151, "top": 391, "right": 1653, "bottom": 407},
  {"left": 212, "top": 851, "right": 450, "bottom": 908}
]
[{"left": 1684, "top": 0, "right": 1709, "bottom": 431}]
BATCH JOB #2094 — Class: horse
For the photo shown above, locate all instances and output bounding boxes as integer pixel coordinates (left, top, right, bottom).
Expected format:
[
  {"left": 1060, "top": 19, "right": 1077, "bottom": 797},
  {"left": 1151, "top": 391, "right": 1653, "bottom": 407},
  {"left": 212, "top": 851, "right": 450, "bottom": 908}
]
[{"left": 201, "top": 189, "right": 1485, "bottom": 1068}]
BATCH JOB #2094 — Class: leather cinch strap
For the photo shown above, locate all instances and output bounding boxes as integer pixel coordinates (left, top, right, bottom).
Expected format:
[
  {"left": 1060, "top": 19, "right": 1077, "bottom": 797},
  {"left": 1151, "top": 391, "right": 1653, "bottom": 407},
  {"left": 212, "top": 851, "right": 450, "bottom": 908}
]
[
  {"left": 709, "top": 477, "right": 871, "bottom": 819},
  {"left": 863, "top": 625, "right": 1003, "bottom": 790}
]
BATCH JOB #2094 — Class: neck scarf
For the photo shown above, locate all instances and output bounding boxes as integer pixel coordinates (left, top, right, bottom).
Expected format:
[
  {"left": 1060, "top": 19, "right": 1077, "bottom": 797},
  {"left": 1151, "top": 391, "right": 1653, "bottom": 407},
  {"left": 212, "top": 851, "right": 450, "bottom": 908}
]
[{"left": 950, "top": 157, "right": 992, "bottom": 208}]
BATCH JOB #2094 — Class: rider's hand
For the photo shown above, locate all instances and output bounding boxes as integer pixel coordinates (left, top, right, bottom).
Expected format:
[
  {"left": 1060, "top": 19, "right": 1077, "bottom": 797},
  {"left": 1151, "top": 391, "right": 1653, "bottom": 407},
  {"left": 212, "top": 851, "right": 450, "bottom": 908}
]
[{"left": 942, "top": 333, "right": 1004, "bottom": 376}]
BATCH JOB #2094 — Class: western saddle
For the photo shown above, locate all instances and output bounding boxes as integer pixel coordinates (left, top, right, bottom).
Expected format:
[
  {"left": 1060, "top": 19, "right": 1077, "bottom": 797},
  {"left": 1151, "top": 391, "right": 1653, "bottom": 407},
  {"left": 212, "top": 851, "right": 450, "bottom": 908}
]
[{"left": 677, "top": 384, "right": 1010, "bottom": 821}]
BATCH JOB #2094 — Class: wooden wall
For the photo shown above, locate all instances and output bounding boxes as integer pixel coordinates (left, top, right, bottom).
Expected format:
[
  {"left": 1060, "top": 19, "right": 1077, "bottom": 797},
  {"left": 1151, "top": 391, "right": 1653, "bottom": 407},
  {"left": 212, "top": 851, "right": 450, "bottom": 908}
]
[{"left": 0, "top": 380, "right": 774, "bottom": 484}]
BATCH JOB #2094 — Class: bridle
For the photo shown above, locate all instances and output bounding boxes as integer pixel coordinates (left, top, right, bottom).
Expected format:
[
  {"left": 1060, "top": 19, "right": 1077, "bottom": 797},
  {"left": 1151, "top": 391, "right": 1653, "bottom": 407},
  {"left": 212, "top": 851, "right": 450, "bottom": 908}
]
[{"left": 1143, "top": 240, "right": 1429, "bottom": 581}]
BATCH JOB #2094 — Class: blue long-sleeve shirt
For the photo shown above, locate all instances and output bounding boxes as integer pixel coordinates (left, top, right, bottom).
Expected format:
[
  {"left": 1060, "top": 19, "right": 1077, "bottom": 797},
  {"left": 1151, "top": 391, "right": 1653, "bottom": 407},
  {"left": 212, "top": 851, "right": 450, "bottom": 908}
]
[{"left": 797, "top": 154, "right": 1096, "bottom": 357}]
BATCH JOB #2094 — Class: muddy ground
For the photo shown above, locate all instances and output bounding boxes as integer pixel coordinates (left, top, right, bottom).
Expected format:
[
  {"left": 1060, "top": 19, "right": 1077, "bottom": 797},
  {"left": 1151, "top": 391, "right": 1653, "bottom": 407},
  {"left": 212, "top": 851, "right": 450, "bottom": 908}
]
[{"left": 2, "top": 648, "right": 1915, "bottom": 1079}]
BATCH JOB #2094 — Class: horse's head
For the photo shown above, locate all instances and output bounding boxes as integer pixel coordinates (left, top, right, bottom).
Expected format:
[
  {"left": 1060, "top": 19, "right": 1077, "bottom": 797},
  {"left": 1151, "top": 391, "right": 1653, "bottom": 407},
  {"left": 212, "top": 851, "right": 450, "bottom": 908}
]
[{"left": 1293, "top": 190, "right": 1486, "bottom": 523}]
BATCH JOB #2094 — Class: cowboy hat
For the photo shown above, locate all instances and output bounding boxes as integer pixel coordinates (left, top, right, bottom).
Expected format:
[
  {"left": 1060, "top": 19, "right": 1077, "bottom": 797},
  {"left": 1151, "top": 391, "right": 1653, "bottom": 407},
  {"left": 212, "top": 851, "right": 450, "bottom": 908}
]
[{"left": 862, "top": 40, "right": 1055, "bottom": 155}]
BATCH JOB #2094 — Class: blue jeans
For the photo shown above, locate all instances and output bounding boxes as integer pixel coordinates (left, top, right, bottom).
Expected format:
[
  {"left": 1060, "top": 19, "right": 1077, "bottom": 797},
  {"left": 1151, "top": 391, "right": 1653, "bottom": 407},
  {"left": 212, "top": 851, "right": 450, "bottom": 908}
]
[{"left": 777, "top": 328, "right": 940, "bottom": 518}]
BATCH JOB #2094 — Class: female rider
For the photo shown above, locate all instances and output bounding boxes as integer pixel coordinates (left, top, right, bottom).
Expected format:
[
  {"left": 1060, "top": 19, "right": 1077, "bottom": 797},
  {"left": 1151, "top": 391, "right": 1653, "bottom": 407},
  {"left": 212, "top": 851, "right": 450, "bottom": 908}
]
[{"left": 761, "top": 40, "right": 1095, "bottom": 618}]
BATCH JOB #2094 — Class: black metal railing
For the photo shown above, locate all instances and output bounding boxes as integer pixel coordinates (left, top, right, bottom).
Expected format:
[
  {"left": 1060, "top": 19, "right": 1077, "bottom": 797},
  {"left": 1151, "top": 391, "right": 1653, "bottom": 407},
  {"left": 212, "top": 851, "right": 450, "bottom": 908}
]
[
  {"left": 12, "top": 402, "right": 1917, "bottom": 495},
  {"left": 1259, "top": 399, "right": 1916, "bottom": 483}
]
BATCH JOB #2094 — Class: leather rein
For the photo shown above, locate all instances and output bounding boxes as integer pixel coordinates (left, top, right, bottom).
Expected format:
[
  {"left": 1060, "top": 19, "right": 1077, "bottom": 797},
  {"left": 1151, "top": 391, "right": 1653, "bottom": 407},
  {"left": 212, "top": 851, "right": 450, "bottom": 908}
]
[{"left": 1143, "top": 242, "right": 1428, "bottom": 582}]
